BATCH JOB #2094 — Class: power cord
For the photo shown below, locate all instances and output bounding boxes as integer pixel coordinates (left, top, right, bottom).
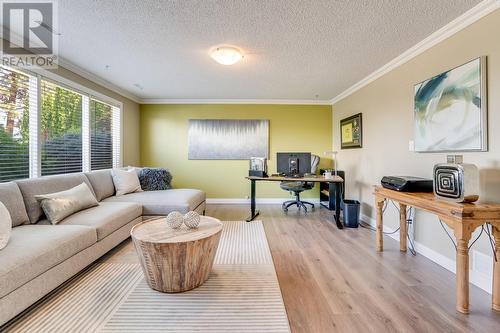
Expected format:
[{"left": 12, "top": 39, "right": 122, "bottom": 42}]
[
  {"left": 388, "top": 202, "right": 416, "bottom": 255},
  {"left": 438, "top": 218, "right": 488, "bottom": 252},
  {"left": 359, "top": 220, "right": 400, "bottom": 235},
  {"left": 468, "top": 226, "right": 484, "bottom": 250},
  {"left": 359, "top": 199, "right": 398, "bottom": 234},
  {"left": 484, "top": 224, "right": 498, "bottom": 262},
  {"left": 406, "top": 207, "right": 416, "bottom": 255},
  {"left": 359, "top": 200, "right": 416, "bottom": 255},
  {"left": 362, "top": 199, "right": 495, "bottom": 260},
  {"left": 438, "top": 219, "right": 457, "bottom": 251}
]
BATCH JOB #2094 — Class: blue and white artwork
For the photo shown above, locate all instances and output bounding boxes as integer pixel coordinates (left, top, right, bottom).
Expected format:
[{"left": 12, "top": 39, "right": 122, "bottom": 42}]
[
  {"left": 188, "top": 119, "right": 269, "bottom": 160},
  {"left": 414, "top": 57, "right": 487, "bottom": 152}
]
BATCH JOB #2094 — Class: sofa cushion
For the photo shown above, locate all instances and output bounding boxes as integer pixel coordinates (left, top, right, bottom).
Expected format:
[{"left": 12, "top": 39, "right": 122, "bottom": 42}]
[
  {"left": 111, "top": 169, "right": 143, "bottom": 196},
  {"left": 139, "top": 168, "right": 172, "bottom": 191},
  {"left": 16, "top": 173, "right": 96, "bottom": 224},
  {"left": 35, "top": 183, "right": 99, "bottom": 224},
  {"left": 0, "top": 182, "right": 29, "bottom": 227},
  {"left": 0, "top": 224, "right": 96, "bottom": 298},
  {"left": 85, "top": 169, "right": 115, "bottom": 201},
  {"left": 103, "top": 189, "right": 206, "bottom": 215},
  {"left": 39, "top": 202, "right": 142, "bottom": 241}
]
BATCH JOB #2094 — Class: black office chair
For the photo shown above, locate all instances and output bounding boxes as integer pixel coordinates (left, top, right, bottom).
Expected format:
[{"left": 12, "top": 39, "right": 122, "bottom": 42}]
[{"left": 280, "top": 154, "right": 320, "bottom": 212}]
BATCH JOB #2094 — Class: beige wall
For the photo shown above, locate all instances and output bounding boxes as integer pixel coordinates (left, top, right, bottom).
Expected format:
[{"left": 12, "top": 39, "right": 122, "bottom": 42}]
[
  {"left": 47, "top": 66, "right": 141, "bottom": 166},
  {"left": 333, "top": 9, "right": 500, "bottom": 261}
]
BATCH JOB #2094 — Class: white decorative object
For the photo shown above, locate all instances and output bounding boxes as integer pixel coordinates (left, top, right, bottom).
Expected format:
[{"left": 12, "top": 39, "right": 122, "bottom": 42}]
[
  {"left": 184, "top": 211, "right": 201, "bottom": 229},
  {"left": 165, "top": 211, "right": 184, "bottom": 229},
  {"left": 0, "top": 202, "right": 12, "bottom": 250}
]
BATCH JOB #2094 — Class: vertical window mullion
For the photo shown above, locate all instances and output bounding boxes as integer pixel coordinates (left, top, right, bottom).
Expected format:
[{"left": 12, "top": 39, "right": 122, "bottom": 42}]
[
  {"left": 112, "top": 105, "right": 121, "bottom": 168},
  {"left": 82, "top": 95, "right": 90, "bottom": 172},
  {"left": 29, "top": 75, "right": 40, "bottom": 178}
]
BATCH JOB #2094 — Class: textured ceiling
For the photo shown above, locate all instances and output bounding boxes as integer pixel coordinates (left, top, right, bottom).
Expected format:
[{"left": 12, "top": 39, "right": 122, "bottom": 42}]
[{"left": 55, "top": 0, "right": 481, "bottom": 100}]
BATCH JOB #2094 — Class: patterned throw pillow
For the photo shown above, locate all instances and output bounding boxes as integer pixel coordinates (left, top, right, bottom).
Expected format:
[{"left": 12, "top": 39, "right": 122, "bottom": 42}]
[{"left": 139, "top": 168, "right": 173, "bottom": 191}]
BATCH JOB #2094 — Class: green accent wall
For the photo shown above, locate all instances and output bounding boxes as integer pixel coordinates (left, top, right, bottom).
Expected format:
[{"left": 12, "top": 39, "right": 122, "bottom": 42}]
[{"left": 140, "top": 104, "right": 332, "bottom": 198}]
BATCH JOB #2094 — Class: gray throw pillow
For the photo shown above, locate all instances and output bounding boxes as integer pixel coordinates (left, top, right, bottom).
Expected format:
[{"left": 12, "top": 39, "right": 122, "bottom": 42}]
[
  {"left": 139, "top": 168, "right": 172, "bottom": 191},
  {"left": 35, "top": 183, "right": 99, "bottom": 224}
]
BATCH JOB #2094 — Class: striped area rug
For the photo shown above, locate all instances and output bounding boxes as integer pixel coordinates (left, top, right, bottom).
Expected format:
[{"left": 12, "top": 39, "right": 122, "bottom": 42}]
[{"left": 4, "top": 221, "right": 290, "bottom": 333}]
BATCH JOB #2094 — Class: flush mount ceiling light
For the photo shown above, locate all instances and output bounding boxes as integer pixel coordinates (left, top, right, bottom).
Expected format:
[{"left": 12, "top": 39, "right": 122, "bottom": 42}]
[{"left": 210, "top": 46, "right": 243, "bottom": 65}]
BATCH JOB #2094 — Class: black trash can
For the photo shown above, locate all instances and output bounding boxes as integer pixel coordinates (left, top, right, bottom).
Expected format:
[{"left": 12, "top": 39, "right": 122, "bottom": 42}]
[{"left": 342, "top": 200, "right": 360, "bottom": 228}]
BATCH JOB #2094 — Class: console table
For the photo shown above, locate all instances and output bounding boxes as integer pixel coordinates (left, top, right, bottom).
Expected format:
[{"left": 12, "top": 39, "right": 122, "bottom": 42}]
[
  {"left": 246, "top": 175, "right": 344, "bottom": 228},
  {"left": 374, "top": 186, "right": 500, "bottom": 314}
]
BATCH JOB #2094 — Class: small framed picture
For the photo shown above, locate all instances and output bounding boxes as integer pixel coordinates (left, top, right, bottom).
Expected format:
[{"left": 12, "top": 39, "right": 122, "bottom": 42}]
[{"left": 340, "top": 113, "right": 362, "bottom": 149}]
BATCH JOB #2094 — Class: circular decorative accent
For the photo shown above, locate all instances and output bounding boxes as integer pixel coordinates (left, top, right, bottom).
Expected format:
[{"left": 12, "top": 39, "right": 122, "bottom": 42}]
[
  {"left": 165, "top": 211, "right": 184, "bottom": 229},
  {"left": 184, "top": 211, "right": 201, "bottom": 229}
]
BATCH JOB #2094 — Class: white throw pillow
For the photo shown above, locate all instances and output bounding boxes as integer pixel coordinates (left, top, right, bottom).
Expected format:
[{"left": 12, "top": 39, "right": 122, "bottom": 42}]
[
  {"left": 0, "top": 202, "right": 11, "bottom": 250},
  {"left": 111, "top": 168, "right": 143, "bottom": 196},
  {"left": 35, "top": 183, "right": 99, "bottom": 224}
]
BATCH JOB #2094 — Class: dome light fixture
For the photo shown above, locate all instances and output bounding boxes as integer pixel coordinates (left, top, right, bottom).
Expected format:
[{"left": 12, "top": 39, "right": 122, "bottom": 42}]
[{"left": 210, "top": 46, "right": 243, "bottom": 65}]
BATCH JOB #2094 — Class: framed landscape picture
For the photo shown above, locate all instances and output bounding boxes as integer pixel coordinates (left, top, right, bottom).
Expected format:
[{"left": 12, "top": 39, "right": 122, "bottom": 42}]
[
  {"left": 340, "top": 113, "right": 362, "bottom": 149},
  {"left": 414, "top": 57, "right": 487, "bottom": 152}
]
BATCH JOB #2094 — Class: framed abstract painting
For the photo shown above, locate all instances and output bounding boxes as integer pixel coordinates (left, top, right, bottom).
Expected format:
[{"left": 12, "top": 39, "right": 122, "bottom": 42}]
[
  {"left": 188, "top": 119, "right": 269, "bottom": 160},
  {"left": 414, "top": 57, "right": 487, "bottom": 152}
]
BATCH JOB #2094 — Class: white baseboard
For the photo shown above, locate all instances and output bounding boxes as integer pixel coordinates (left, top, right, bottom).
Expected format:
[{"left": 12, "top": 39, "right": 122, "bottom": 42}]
[
  {"left": 206, "top": 198, "right": 321, "bottom": 204},
  {"left": 360, "top": 214, "right": 492, "bottom": 294}
]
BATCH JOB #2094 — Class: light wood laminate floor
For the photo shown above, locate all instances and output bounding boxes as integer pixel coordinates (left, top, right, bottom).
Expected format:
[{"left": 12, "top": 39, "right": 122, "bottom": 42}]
[{"left": 104, "top": 204, "right": 500, "bottom": 333}]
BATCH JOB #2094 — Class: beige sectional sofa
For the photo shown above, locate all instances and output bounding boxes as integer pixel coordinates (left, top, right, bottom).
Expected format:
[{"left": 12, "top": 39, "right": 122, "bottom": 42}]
[{"left": 0, "top": 169, "right": 206, "bottom": 325}]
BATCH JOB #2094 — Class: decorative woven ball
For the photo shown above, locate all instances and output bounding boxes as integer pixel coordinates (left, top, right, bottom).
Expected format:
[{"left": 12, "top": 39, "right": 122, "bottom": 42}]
[
  {"left": 165, "top": 211, "right": 184, "bottom": 229},
  {"left": 183, "top": 211, "right": 200, "bottom": 229}
]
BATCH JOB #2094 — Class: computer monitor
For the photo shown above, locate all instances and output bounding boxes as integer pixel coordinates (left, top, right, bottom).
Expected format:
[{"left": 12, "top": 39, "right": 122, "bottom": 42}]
[{"left": 277, "top": 152, "right": 311, "bottom": 176}]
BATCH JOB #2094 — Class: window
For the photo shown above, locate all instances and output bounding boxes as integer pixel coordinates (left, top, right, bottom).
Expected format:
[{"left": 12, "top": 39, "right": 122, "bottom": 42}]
[
  {"left": 0, "top": 65, "right": 122, "bottom": 183},
  {"left": 0, "top": 67, "right": 31, "bottom": 182},
  {"left": 41, "top": 80, "right": 83, "bottom": 176},
  {"left": 90, "top": 98, "right": 113, "bottom": 170}
]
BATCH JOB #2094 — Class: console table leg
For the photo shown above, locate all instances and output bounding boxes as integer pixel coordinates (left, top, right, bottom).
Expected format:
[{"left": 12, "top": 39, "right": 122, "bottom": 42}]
[
  {"left": 376, "top": 198, "right": 385, "bottom": 252},
  {"left": 493, "top": 225, "right": 500, "bottom": 311},
  {"left": 456, "top": 237, "right": 471, "bottom": 314},
  {"left": 399, "top": 204, "right": 407, "bottom": 252}
]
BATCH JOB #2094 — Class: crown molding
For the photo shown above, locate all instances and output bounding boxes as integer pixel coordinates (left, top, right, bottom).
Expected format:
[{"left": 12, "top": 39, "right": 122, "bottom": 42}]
[
  {"left": 57, "top": 58, "right": 142, "bottom": 104},
  {"left": 140, "top": 98, "right": 332, "bottom": 105},
  {"left": 330, "top": 0, "right": 500, "bottom": 105}
]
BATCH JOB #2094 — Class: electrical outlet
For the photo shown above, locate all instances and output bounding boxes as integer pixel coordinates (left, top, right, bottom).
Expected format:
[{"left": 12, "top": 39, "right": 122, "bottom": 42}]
[
  {"left": 408, "top": 140, "right": 415, "bottom": 152},
  {"left": 472, "top": 250, "right": 493, "bottom": 277}
]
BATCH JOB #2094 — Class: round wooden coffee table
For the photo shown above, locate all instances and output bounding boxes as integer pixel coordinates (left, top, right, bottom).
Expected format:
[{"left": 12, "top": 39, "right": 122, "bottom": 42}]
[{"left": 131, "top": 216, "right": 223, "bottom": 293}]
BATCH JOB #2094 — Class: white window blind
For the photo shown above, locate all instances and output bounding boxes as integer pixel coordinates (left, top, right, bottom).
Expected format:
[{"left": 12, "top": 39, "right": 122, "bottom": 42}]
[
  {"left": 0, "top": 67, "right": 31, "bottom": 182},
  {"left": 40, "top": 79, "right": 83, "bottom": 176},
  {"left": 112, "top": 105, "right": 121, "bottom": 168},
  {"left": 90, "top": 98, "right": 113, "bottom": 170},
  {"left": 0, "top": 65, "right": 122, "bottom": 181}
]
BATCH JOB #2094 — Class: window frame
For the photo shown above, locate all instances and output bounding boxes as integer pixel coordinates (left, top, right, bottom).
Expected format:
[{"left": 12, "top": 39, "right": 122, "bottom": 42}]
[{"left": 0, "top": 65, "right": 123, "bottom": 181}]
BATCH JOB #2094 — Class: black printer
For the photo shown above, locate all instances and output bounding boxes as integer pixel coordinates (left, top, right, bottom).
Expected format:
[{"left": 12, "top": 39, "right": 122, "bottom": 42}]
[{"left": 381, "top": 176, "right": 433, "bottom": 192}]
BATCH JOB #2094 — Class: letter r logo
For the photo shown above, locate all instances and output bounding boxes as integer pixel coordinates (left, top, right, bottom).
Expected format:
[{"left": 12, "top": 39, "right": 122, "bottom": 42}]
[{"left": 2, "top": 2, "right": 53, "bottom": 54}]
